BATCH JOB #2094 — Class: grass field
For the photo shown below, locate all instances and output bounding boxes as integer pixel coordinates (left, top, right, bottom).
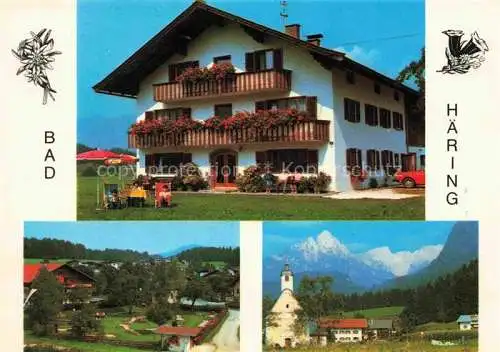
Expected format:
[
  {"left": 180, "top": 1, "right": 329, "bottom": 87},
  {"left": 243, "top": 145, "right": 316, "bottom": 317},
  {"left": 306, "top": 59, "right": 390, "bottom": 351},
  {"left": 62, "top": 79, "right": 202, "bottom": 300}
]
[
  {"left": 414, "top": 322, "right": 459, "bottom": 332},
  {"left": 24, "top": 258, "right": 73, "bottom": 264},
  {"left": 25, "top": 333, "right": 146, "bottom": 352},
  {"left": 100, "top": 317, "right": 158, "bottom": 342},
  {"left": 340, "top": 306, "right": 405, "bottom": 319},
  {"left": 265, "top": 340, "right": 478, "bottom": 352},
  {"left": 77, "top": 176, "right": 424, "bottom": 220}
]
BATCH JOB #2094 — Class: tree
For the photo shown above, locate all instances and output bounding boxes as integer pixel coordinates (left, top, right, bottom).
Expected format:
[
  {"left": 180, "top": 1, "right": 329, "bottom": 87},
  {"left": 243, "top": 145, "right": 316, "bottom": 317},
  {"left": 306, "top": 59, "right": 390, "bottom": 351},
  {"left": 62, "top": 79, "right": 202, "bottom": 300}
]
[
  {"left": 68, "top": 288, "right": 92, "bottom": 309},
  {"left": 70, "top": 304, "right": 102, "bottom": 337},
  {"left": 262, "top": 295, "right": 278, "bottom": 342},
  {"left": 107, "top": 264, "right": 142, "bottom": 314},
  {"left": 397, "top": 47, "right": 425, "bottom": 112},
  {"left": 146, "top": 297, "right": 176, "bottom": 326},
  {"left": 207, "top": 273, "right": 233, "bottom": 301},
  {"left": 26, "top": 267, "right": 64, "bottom": 336},
  {"left": 182, "top": 276, "right": 210, "bottom": 309}
]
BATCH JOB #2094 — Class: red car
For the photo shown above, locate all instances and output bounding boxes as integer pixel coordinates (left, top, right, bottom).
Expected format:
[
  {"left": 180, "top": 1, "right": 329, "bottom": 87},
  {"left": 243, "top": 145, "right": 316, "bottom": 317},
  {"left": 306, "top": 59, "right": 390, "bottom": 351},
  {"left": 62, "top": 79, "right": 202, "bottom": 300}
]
[{"left": 394, "top": 170, "right": 425, "bottom": 188}]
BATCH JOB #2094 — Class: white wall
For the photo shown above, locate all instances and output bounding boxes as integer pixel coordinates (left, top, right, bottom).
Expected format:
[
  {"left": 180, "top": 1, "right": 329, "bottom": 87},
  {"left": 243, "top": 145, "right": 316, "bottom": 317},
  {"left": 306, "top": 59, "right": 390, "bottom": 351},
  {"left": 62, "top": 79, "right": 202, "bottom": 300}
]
[
  {"left": 134, "top": 23, "right": 335, "bottom": 185},
  {"left": 331, "top": 67, "right": 408, "bottom": 191},
  {"left": 333, "top": 329, "right": 363, "bottom": 342}
]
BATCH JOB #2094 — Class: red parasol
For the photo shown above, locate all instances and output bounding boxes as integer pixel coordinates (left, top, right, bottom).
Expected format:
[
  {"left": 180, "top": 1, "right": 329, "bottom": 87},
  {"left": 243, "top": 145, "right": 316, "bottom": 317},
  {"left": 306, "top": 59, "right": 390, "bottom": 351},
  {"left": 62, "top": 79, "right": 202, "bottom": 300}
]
[{"left": 77, "top": 149, "right": 120, "bottom": 161}]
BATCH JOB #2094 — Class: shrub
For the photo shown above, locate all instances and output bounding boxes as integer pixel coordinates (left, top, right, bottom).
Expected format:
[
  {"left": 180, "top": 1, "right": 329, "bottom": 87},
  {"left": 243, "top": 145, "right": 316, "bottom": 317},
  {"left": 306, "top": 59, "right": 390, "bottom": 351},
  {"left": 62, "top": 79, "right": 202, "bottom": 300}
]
[
  {"left": 183, "top": 175, "right": 208, "bottom": 191},
  {"left": 368, "top": 177, "right": 378, "bottom": 189},
  {"left": 80, "top": 165, "right": 97, "bottom": 177},
  {"left": 235, "top": 166, "right": 265, "bottom": 192},
  {"left": 310, "top": 172, "right": 332, "bottom": 193},
  {"left": 297, "top": 177, "right": 314, "bottom": 194}
]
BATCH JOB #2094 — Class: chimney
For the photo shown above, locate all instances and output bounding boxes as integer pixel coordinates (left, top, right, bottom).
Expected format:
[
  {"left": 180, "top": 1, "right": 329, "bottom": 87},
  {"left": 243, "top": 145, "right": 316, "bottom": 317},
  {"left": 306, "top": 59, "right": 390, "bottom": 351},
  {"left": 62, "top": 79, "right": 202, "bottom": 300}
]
[
  {"left": 285, "top": 24, "right": 301, "bottom": 39},
  {"left": 307, "top": 33, "right": 324, "bottom": 46}
]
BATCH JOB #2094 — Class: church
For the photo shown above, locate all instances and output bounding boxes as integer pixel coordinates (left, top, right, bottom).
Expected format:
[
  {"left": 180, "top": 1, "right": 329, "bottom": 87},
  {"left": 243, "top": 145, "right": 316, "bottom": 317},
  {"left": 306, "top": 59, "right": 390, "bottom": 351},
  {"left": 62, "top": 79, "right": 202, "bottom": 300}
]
[{"left": 265, "top": 264, "right": 310, "bottom": 348}]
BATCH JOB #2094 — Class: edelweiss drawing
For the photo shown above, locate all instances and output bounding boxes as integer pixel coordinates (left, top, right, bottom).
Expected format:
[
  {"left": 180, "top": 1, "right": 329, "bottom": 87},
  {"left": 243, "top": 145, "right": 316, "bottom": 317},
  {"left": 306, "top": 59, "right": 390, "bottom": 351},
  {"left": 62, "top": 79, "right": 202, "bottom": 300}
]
[
  {"left": 438, "top": 30, "right": 489, "bottom": 74},
  {"left": 12, "top": 29, "right": 62, "bottom": 105}
]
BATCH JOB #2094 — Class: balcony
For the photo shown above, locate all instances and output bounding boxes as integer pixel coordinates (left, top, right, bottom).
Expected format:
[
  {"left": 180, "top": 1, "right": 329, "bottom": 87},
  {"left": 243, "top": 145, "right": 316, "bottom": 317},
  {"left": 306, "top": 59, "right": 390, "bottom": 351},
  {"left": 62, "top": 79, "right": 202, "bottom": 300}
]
[
  {"left": 153, "top": 69, "right": 292, "bottom": 102},
  {"left": 128, "top": 120, "right": 330, "bottom": 149}
]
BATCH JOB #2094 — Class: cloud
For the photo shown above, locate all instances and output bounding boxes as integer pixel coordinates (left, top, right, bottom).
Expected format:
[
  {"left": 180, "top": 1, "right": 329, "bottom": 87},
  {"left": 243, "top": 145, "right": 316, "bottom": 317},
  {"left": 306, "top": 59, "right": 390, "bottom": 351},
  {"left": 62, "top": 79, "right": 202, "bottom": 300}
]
[
  {"left": 334, "top": 45, "right": 379, "bottom": 66},
  {"left": 357, "top": 245, "right": 444, "bottom": 276}
]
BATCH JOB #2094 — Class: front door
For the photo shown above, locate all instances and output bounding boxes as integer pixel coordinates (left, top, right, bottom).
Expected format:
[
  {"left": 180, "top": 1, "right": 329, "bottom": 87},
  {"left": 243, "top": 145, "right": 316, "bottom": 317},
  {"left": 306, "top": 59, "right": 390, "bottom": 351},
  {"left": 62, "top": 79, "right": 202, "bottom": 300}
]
[
  {"left": 212, "top": 151, "right": 237, "bottom": 185},
  {"left": 284, "top": 338, "right": 292, "bottom": 348}
]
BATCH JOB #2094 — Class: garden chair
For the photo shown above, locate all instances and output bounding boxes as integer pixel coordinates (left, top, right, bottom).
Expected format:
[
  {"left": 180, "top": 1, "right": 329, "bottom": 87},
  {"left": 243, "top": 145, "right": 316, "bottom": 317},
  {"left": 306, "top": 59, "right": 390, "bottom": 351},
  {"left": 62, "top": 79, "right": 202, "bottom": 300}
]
[{"left": 155, "top": 181, "right": 173, "bottom": 208}]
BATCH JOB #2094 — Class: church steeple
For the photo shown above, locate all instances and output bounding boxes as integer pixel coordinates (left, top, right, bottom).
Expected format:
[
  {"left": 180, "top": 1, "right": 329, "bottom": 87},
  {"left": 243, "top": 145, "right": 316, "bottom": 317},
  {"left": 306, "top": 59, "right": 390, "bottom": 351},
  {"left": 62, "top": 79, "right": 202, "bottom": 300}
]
[{"left": 280, "top": 263, "right": 294, "bottom": 292}]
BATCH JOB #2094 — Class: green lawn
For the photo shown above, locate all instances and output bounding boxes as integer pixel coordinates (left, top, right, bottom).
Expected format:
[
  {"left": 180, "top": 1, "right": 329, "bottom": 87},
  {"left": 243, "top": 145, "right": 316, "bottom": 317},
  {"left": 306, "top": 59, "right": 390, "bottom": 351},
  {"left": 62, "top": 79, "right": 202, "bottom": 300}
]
[
  {"left": 77, "top": 176, "right": 424, "bottom": 220},
  {"left": 100, "top": 317, "right": 159, "bottom": 342},
  {"left": 183, "top": 312, "right": 209, "bottom": 327},
  {"left": 24, "top": 258, "right": 73, "bottom": 264},
  {"left": 415, "top": 322, "right": 459, "bottom": 332},
  {"left": 25, "top": 333, "right": 147, "bottom": 352},
  {"left": 203, "top": 261, "right": 228, "bottom": 269},
  {"left": 341, "top": 306, "right": 405, "bottom": 319}
]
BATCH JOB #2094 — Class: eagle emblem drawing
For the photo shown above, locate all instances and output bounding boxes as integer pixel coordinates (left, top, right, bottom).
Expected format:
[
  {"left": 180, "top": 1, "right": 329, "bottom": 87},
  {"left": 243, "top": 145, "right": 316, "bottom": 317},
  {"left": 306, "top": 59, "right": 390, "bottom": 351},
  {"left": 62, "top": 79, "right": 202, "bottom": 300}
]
[{"left": 438, "top": 30, "right": 489, "bottom": 74}]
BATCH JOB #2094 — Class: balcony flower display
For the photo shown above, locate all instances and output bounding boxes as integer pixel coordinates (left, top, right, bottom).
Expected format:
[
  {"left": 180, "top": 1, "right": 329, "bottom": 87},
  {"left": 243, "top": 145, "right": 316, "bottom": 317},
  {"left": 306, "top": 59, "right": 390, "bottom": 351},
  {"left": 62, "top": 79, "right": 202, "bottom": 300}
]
[
  {"left": 129, "top": 109, "right": 314, "bottom": 135},
  {"left": 176, "top": 63, "right": 236, "bottom": 83}
]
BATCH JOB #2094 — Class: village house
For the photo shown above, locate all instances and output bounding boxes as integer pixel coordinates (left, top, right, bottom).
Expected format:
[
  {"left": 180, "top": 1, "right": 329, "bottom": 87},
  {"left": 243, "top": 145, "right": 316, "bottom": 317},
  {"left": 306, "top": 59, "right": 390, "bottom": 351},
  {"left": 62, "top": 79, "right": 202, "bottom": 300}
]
[
  {"left": 155, "top": 325, "right": 200, "bottom": 352},
  {"left": 319, "top": 318, "right": 368, "bottom": 343},
  {"left": 265, "top": 263, "right": 309, "bottom": 348},
  {"left": 367, "top": 319, "right": 394, "bottom": 339},
  {"left": 94, "top": 1, "right": 421, "bottom": 192},
  {"left": 456, "top": 314, "right": 479, "bottom": 331},
  {"left": 24, "top": 262, "right": 95, "bottom": 304}
]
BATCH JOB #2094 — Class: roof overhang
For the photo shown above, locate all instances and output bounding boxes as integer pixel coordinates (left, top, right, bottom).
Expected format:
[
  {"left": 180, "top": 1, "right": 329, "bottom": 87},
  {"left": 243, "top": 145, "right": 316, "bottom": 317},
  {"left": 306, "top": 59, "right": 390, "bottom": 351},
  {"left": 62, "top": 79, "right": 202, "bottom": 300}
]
[{"left": 93, "top": 1, "right": 418, "bottom": 99}]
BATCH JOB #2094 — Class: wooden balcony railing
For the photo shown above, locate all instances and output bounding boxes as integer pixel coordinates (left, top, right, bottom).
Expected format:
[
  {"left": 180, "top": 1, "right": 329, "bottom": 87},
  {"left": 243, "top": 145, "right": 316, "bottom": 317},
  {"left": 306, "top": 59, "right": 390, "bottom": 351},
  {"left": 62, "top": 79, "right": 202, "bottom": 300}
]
[
  {"left": 129, "top": 121, "right": 330, "bottom": 149},
  {"left": 153, "top": 69, "right": 292, "bottom": 102}
]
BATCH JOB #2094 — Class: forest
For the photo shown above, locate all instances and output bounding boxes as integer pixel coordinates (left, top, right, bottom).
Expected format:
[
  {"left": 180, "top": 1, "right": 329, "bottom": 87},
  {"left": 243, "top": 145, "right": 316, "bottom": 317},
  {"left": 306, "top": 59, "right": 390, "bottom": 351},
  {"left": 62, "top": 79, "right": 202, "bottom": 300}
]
[
  {"left": 24, "top": 237, "right": 152, "bottom": 262},
  {"left": 176, "top": 247, "right": 240, "bottom": 267}
]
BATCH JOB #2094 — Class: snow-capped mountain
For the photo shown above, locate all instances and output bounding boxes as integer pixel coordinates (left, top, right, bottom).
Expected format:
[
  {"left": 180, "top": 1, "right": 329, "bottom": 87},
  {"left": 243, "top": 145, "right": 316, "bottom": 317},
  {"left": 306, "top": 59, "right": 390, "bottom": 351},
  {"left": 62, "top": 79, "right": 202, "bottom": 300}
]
[{"left": 263, "top": 231, "right": 443, "bottom": 293}]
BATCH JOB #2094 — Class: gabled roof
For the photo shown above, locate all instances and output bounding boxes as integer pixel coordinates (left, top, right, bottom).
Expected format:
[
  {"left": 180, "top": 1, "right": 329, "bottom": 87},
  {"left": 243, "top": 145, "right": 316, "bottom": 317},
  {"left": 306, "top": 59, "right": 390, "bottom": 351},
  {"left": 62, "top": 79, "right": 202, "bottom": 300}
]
[
  {"left": 457, "top": 315, "right": 474, "bottom": 323},
  {"left": 319, "top": 318, "right": 368, "bottom": 329},
  {"left": 93, "top": 1, "right": 417, "bottom": 98},
  {"left": 24, "top": 263, "right": 96, "bottom": 284},
  {"left": 24, "top": 263, "right": 64, "bottom": 284},
  {"left": 368, "top": 319, "right": 393, "bottom": 330}
]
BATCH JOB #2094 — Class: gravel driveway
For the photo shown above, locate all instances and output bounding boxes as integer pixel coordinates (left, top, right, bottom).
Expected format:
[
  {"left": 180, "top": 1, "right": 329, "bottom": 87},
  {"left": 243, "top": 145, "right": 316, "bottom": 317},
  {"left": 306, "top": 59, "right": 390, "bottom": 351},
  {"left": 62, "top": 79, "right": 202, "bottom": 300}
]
[{"left": 192, "top": 309, "right": 240, "bottom": 352}]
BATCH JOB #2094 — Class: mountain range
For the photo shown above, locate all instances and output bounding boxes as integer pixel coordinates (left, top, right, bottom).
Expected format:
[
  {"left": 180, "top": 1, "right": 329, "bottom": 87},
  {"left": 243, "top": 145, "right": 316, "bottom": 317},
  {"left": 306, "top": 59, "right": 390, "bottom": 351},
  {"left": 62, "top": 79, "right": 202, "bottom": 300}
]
[
  {"left": 157, "top": 244, "right": 199, "bottom": 258},
  {"left": 263, "top": 222, "right": 478, "bottom": 297}
]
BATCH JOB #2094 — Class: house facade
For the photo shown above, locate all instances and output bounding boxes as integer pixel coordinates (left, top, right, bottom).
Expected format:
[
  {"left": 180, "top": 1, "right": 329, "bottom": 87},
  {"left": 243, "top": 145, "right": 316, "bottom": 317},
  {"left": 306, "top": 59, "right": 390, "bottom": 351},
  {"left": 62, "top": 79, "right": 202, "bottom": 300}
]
[
  {"left": 457, "top": 314, "right": 479, "bottom": 331},
  {"left": 24, "top": 263, "right": 96, "bottom": 305},
  {"left": 319, "top": 318, "right": 368, "bottom": 343},
  {"left": 265, "top": 264, "right": 309, "bottom": 348},
  {"left": 94, "top": 1, "right": 420, "bottom": 192},
  {"left": 367, "top": 319, "right": 394, "bottom": 339}
]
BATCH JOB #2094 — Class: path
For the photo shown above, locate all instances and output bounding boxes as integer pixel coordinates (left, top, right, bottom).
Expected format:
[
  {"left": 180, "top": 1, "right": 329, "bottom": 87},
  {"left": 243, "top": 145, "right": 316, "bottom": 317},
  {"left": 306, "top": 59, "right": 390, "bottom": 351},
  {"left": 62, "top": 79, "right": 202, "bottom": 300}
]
[
  {"left": 192, "top": 310, "right": 240, "bottom": 352},
  {"left": 325, "top": 188, "right": 421, "bottom": 200}
]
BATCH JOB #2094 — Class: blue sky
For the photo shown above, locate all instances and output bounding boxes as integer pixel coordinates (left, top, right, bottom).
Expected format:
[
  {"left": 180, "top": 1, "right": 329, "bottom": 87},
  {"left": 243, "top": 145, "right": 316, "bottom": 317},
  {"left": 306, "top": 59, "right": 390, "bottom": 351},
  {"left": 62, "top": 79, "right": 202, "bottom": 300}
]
[
  {"left": 263, "top": 221, "right": 456, "bottom": 257},
  {"left": 78, "top": 0, "right": 424, "bottom": 149},
  {"left": 24, "top": 221, "right": 239, "bottom": 253}
]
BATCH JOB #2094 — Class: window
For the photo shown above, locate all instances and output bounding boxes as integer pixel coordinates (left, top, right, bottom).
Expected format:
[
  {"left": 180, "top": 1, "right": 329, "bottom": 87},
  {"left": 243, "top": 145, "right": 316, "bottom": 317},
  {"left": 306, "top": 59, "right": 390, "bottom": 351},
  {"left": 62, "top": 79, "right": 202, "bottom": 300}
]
[
  {"left": 346, "top": 70, "right": 355, "bottom": 84},
  {"left": 214, "top": 104, "right": 233, "bottom": 118},
  {"left": 374, "top": 82, "right": 381, "bottom": 94},
  {"left": 394, "top": 153, "right": 400, "bottom": 168},
  {"left": 346, "top": 148, "right": 362, "bottom": 174},
  {"left": 393, "top": 111, "right": 404, "bottom": 130},
  {"left": 394, "top": 91, "right": 400, "bottom": 101},
  {"left": 286, "top": 304, "right": 290, "bottom": 308},
  {"left": 168, "top": 61, "right": 199, "bottom": 82},
  {"left": 380, "top": 108, "right": 391, "bottom": 128},
  {"left": 344, "top": 98, "right": 361, "bottom": 123},
  {"left": 213, "top": 55, "right": 231, "bottom": 65},
  {"left": 145, "top": 153, "right": 192, "bottom": 174},
  {"left": 366, "top": 149, "right": 381, "bottom": 170},
  {"left": 285, "top": 275, "right": 289, "bottom": 281},
  {"left": 245, "top": 49, "right": 283, "bottom": 72},
  {"left": 255, "top": 149, "right": 319, "bottom": 173},
  {"left": 420, "top": 155, "right": 426, "bottom": 169},
  {"left": 381, "top": 150, "right": 394, "bottom": 172},
  {"left": 365, "top": 104, "right": 378, "bottom": 126},
  {"left": 256, "top": 96, "right": 317, "bottom": 118},
  {"left": 145, "top": 108, "right": 191, "bottom": 121}
]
